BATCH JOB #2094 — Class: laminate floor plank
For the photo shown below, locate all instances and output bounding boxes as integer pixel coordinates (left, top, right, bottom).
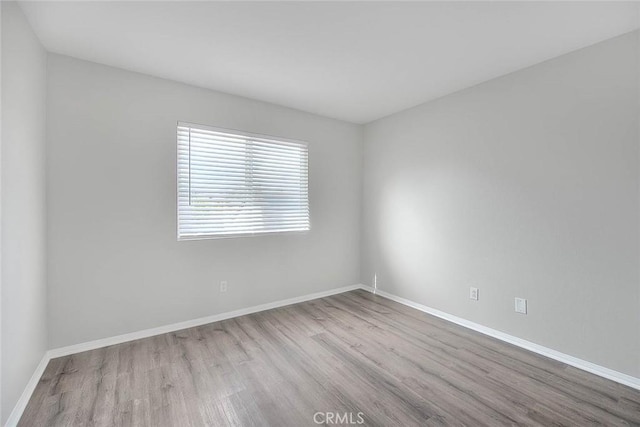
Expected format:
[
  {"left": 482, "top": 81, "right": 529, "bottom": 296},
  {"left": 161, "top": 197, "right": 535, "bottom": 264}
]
[
  {"left": 327, "top": 294, "right": 638, "bottom": 425},
  {"left": 309, "top": 299, "right": 536, "bottom": 426},
  {"left": 18, "top": 290, "right": 640, "bottom": 426},
  {"left": 351, "top": 291, "right": 640, "bottom": 404}
]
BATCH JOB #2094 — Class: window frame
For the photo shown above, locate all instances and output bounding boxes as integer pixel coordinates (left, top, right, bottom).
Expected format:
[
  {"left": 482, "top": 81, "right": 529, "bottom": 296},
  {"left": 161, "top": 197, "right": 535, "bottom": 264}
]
[{"left": 176, "top": 121, "right": 310, "bottom": 241}]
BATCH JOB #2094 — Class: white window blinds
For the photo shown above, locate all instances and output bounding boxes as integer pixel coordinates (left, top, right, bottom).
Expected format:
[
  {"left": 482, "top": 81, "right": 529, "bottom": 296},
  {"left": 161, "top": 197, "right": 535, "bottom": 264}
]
[{"left": 177, "top": 122, "right": 310, "bottom": 239}]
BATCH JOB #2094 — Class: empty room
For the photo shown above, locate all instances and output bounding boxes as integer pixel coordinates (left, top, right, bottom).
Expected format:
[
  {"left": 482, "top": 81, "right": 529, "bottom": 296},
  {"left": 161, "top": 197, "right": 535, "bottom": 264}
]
[{"left": 2, "top": 1, "right": 640, "bottom": 426}]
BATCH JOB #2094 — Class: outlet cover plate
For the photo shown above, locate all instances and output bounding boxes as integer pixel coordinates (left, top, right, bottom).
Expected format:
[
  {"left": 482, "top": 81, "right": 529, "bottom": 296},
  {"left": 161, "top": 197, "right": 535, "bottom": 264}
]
[{"left": 469, "top": 287, "right": 479, "bottom": 301}]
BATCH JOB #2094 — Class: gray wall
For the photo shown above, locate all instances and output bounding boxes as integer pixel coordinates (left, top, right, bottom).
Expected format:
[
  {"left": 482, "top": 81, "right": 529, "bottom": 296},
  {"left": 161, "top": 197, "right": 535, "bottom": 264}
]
[
  {"left": 1, "top": 2, "right": 48, "bottom": 422},
  {"left": 361, "top": 31, "right": 640, "bottom": 377},
  {"left": 47, "top": 55, "right": 362, "bottom": 348}
]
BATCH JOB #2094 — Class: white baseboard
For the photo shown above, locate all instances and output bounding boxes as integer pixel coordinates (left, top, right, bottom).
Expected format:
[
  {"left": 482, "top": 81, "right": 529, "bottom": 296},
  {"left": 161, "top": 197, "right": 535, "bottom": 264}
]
[
  {"left": 4, "top": 354, "right": 50, "bottom": 427},
  {"left": 359, "top": 285, "right": 640, "bottom": 391},
  {"left": 5, "top": 284, "right": 361, "bottom": 426},
  {"left": 48, "top": 284, "right": 362, "bottom": 359},
  {"left": 7, "top": 283, "right": 640, "bottom": 426}
]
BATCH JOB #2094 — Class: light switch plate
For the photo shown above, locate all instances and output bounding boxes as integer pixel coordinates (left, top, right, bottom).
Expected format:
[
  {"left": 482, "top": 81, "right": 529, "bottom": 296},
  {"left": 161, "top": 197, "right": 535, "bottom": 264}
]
[{"left": 515, "top": 297, "right": 527, "bottom": 314}]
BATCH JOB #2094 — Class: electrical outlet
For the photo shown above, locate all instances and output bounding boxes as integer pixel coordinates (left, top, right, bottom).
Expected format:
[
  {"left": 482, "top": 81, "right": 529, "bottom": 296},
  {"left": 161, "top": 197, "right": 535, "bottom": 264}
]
[
  {"left": 469, "top": 287, "right": 479, "bottom": 301},
  {"left": 515, "top": 297, "right": 527, "bottom": 314},
  {"left": 220, "top": 281, "right": 228, "bottom": 293}
]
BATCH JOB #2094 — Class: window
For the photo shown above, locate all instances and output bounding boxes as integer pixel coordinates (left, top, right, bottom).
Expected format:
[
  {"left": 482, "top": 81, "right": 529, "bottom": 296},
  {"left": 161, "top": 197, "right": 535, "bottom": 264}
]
[{"left": 177, "top": 122, "right": 309, "bottom": 239}]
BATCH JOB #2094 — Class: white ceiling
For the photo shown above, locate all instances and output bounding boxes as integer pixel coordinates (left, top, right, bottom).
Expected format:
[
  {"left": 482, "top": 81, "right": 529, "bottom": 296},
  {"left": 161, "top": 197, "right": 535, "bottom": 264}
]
[{"left": 20, "top": 1, "right": 640, "bottom": 124}]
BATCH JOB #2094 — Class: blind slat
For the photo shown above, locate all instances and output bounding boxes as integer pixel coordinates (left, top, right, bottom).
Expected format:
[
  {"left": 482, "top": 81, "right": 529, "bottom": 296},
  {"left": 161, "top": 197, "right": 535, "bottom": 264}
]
[{"left": 178, "top": 123, "right": 310, "bottom": 239}]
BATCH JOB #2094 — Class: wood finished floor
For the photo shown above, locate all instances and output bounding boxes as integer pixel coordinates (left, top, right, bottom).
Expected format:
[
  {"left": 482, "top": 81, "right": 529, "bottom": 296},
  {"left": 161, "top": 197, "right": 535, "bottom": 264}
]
[{"left": 19, "top": 290, "right": 640, "bottom": 426}]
